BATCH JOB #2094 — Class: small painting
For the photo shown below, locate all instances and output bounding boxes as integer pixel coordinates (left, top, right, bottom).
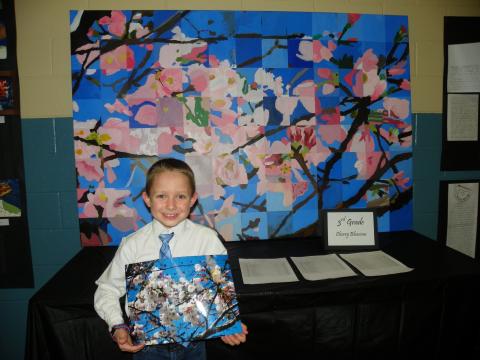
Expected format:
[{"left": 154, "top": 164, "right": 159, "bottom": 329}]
[{"left": 0, "top": 178, "right": 21, "bottom": 217}]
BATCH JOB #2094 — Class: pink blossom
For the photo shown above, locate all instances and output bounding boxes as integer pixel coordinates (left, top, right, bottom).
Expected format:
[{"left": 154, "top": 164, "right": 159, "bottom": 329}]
[
  {"left": 275, "top": 96, "right": 299, "bottom": 125},
  {"left": 99, "top": 117, "right": 141, "bottom": 153},
  {"left": 354, "top": 152, "right": 385, "bottom": 179},
  {"left": 297, "top": 40, "right": 336, "bottom": 63},
  {"left": 320, "top": 107, "right": 341, "bottom": 124},
  {"left": 207, "top": 62, "right": 242, "bottom": 98},
  {"left": 210, "top": 109, "right": 237, "bottom": 127},
  {"left": 209, "top": 97, "right": 237, "bottom": 127},
  {"left": 288, "top": 126, "right": 316, "bottom": 150},
  {"left": 383, "top": 97, "right": 410, "bottom": 120},
  {"left": 134, "top": 104, "right": 157, "bottom": 126},
  {"left": 157, "top": 130, "right": 180, "bottom": 154},
  {"left": 293, "top": 80, "right": 316, "bottom": 97},
  {"left": 322, "top": 83, "right": 336, "bottom": 95},
  {"left": 348, "top": 68, "right": 387, "bottom": 101},
  {"left": 75, "top": 155, "right": 103, "bottom": 183},
  {"left": 75, "top": 41, "right": 100, "bottom": 68},
  {"left": 318, "top": 125, "right": 347, "bottom": 145},
  {"left": 157, "top": 68, "right": 186, "bottom": 96},
  {"left": 125, "top": 71, "right": 179, "bottom": 106},
  {"left": 317, "top": 68, "right": 332, "bottom": 79},
  {"left": 182, "top": 44, "right": 208, "bottom": 64},
  {"left": 101, "top": 45, "right": 135, "bottom": 75},
  {"left": 349, "top": 124, "right": 375, "bottom": 153},
  {"left": 292, "top": 181, "right": 308, "bottom": 200},
  {"left": 105, "top": 99, "right": 132, "bottom": 116},
  {"left": 355, "top": 49, "right": 378, "bottom": 72},
  {"left": 98, "top": 11, "right": 126, "bottom": 37},
  {"left": 388, "top": 60, "right": 407, "bottom": 76},
  {"left": 216, "top": 195, "right": 238, "bottom": 222},
  {"left": 209, "top": 54, "right": 221, "bottom": 67},
  {"left": 400, "top": 79, "right": 410, "bottom": 90},
  {"left": 214, "top": 155, "right": 248, "bottom": 187},
  {"left": 158, "top": 27, "right": 208, "bottom": 67},
  {"left": 188, "top": 64, "right": 210, "bottom": 93},
  {"left": 184, "top": 126, "right": 217, "bottom": 155},
  {"left": 81, "top": 188, "right": 140, "bottom": 232},
  {"left": 392, "top": 170, "right": 410, "bottom": 189},
  {"left": 297, "top": 41, "right": 313, "bottom": 62},
  {"left": 312, "top": 40, "right": 336, "bottom": 62},
  {"left": 316, "top": 68, "right": 337, "bottom": 95}
]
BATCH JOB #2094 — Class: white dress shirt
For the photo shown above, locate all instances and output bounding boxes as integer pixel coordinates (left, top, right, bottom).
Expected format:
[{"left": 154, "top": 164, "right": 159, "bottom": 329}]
[{"left": 94, "top": 219, "right": 227, "bottom": 330}]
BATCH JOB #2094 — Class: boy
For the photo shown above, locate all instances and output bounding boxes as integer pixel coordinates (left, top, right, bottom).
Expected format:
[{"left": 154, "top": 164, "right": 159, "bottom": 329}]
[{"left": 94, "top": 158, "right": 247, "bottom": 359}]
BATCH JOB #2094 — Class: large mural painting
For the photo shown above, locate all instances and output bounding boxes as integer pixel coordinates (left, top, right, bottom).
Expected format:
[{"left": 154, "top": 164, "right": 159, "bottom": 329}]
[{"left": 70, "top": 10, "right": 412, "bottom": 246}]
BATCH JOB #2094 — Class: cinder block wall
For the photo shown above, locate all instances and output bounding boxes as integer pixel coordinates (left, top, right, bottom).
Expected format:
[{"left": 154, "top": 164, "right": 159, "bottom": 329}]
[{"left": 1, "top": 1, "right": 479, "bottom": 359}]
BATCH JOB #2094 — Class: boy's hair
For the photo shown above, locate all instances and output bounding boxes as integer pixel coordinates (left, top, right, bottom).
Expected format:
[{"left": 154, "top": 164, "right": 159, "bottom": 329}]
[{"left": 145, "top": 158, "right": 196, "bottom": 196}]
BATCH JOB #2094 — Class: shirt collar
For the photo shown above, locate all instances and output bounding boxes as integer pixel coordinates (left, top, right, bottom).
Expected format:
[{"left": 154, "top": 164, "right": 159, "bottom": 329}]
[{"left": 152, "top": 218, "right": 188, "bottom": 237}]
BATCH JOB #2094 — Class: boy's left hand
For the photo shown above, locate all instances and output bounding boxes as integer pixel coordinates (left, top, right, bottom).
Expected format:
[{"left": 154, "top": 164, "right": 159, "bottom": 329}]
[{"left": 221, "top": 322, "right": 248, "bottom": 346}]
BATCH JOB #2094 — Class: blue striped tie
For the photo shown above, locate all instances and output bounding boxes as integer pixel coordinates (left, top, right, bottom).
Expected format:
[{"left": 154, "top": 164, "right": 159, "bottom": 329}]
[{"left": 159, "top": 233, "right": 174, "bottom": 259}]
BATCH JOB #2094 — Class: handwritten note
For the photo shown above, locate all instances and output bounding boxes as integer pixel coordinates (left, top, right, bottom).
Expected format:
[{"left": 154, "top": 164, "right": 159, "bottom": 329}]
[
  {"left": 447, "top": 94, "right": 479, "bottom": 141},
  {"left": 447, "top": 42, "right": 480, "bottom": 93},
  {"left": 446, "top": 183, "right": 479, "bottom": 258}
]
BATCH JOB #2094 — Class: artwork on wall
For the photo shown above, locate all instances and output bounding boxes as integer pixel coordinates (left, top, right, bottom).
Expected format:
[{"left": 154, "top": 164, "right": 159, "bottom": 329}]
[
  {"left": 0, "top": 178, "right": 21, "bottom": 217},
  {"left": 70, "top": 10, "right": 412, "bottom": 246},
  {"left": 0, "top": 70, "right": 19, "bottom": 115},
  {"left": 0, "top": 0, "right": 33, "bottom": 288}
]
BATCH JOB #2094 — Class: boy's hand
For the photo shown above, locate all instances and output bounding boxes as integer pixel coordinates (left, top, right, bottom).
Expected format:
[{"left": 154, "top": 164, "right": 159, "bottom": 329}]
[
  {"left": 221, "top": 322, "right": 248, "bottom": 346},
  {"left": 112, "top": 328, "right": 145, "bottom": 353}
]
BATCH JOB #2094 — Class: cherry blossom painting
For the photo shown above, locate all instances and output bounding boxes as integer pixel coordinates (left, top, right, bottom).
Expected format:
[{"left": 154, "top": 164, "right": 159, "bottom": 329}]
[
  {"left": 126, "top": 254, "right": 242, "bottom": 344},
  {"left": 70, "top": 10, "right": 412, "bottom": 246}
]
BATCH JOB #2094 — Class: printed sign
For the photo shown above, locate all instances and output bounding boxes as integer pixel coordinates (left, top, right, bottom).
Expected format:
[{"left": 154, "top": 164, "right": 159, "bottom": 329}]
[{"left": 323, "top": 209, "right": 378, "bottom": 250}]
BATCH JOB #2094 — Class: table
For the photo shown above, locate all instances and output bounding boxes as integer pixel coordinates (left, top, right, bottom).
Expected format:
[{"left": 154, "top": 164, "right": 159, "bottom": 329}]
[{"left": 26, "top": 231, "right": 480, "bottom": 359}]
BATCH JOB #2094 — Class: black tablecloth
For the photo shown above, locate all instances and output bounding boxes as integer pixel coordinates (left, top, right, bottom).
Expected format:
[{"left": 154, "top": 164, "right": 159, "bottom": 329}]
[{"left": 26, "top": 231, "right": 480, "bottom": 359}]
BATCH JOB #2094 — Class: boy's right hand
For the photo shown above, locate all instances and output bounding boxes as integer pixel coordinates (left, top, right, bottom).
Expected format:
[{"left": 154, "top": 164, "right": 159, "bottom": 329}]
[{"left": 112, "top": 328, "right": 145, "bottom": 353}]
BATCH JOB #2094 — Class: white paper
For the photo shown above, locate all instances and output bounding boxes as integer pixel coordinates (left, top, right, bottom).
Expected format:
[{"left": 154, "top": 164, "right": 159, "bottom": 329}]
[
  {"left": 0, "top": 218, "right": 9, "bottom": 226},
  {"left": 290, "top": 254, "right": 357, "bottom": 281},
  {"left": 446, "top": 183, "right": 479, "bottom": 258},
  {"left": 447, "top": 94, "right": 479, "bottom": 141},
  {"left": 447, "top": 42, "right": 480, "bottom": 93},
  {"left": 339, "top": 250, "right": 413, "bottom": 277},
  {"left": 0, "top": 116, "right": 5, "bottom": 124},
  {"left": 239, "top": 258, "right": 299, "bottom": 284}
]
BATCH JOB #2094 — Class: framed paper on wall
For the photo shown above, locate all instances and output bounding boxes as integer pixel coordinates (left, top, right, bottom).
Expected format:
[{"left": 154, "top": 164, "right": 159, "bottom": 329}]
[
  {"left": 438, "top": 180, "right": 480, "bottom": 259},
  {"left": 322, "top": 209, "right": 378, "bottom": 251}
]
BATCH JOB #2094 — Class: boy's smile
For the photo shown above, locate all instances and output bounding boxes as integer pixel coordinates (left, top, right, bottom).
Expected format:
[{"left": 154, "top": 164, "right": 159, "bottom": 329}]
[{"left": 142, "top": 170, "right": 198, "bottom": 228}]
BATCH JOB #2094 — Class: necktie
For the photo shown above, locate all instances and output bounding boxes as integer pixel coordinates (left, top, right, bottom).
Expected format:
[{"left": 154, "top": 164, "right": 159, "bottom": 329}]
[{"left": 159, "top": 232, "right": 174, "bottom": 259}]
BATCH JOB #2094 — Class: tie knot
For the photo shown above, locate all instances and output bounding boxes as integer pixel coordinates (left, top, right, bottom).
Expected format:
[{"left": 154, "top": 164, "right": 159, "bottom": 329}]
[
  {"left": 159, "top": 232, "right": 174, "bottom": 260},
  {"left": 159, "top": 232, "right": 174, "bottom": 243}
]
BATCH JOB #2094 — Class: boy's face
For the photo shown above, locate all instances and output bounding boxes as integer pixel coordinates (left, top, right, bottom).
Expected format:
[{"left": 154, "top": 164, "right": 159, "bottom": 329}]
[{"left": 142, "top": 170, "right": 198, "bottom": 228}]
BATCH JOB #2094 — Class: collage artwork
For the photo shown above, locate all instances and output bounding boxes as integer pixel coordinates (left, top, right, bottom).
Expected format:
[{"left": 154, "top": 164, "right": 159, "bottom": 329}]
[{"left": 70, "top": 10, "right": 412, "bottom": 246}]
